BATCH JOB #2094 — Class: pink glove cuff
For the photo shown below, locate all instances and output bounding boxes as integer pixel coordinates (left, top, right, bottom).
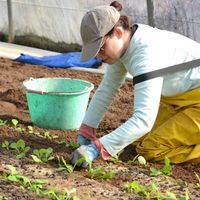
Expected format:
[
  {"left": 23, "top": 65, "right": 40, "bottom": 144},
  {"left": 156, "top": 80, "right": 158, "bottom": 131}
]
[
  {"left": 79, "top": 123, "right": 96, "bottom": 140},
  {"left": 93, "top": 139, "right": 111, "bottom": 160}
]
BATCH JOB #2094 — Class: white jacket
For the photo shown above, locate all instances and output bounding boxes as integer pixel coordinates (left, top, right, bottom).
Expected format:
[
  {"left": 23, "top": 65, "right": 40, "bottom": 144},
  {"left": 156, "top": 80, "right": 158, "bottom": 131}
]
[{"left": 82, "top": 24, "right": 200, "bottom": 156}]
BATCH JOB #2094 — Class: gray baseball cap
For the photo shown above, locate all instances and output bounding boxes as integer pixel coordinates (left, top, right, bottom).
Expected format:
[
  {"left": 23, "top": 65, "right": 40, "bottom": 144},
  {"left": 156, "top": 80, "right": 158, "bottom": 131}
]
[{"left": 80, "top": 5, "right": 120, "bottom": 61}]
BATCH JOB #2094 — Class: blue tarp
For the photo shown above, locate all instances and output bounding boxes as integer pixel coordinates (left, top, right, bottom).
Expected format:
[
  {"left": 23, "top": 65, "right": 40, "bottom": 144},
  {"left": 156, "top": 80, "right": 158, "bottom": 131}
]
[{"left": 15, "top": 52, "right": 102, "bottom": 68}]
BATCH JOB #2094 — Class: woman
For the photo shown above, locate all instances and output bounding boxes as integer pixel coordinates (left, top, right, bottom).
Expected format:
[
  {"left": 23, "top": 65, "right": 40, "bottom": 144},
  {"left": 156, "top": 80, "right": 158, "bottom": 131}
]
[{"left": 69, "top": 5, "right": 200, "bottom": 167}]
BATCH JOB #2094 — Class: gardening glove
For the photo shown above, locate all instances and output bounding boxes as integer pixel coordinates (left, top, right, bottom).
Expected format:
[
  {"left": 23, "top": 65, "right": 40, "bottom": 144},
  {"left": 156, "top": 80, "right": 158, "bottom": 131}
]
[
  {"left": 68, "top": 143, "right": 99, "bottom": 167},
  {"left": 76, "top": 124, "right": 96, "bottom": 146}
]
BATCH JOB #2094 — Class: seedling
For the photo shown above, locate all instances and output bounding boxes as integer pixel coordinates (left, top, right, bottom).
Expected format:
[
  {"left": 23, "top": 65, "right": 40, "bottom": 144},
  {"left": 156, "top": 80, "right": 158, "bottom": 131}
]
[
  {"left": 124, "top": 180, "right": 189, "bottom": 199},
  {"left": 55, "top": 140, "right": 79, "bottom": 150},
  {"left": 28, "top": 179, "right": 48, "bottom": 195},
  {"left": 31, "top": 147, "right": 54, "bottom": 163},
  {"left": 1, "top": 140, "right": 10, "bottom": 150},
  {"left": 2, "top": 165, "right": 79, "bottom": 200},
  {"left": 27, "top": 125, "right": 34, "bottom": 134},
  {"left": 11, "top": 119, "right": 25, "bottom": 132},
  {"left": 42, "top": 188, "right": 80, "bottom": 200},
  {"left": 87, "top": 163, "right": 115, "bottom": 180},
  {"left": 27, "top": 126, "right": 55, "bottom": 139},
  {"left": 10, "top": 139, "right": 30, "bottom": 159},
  {"left": 43, "top": 131, "right": 59, "bottom": 140},
  {"left": 4, "top": 165, "right": 31, "bottom": 187},
  {"left": 66, "top": 140, "right": 79, "bottom": 149},
  {"left": 56, "top": 155, "right": 74, "bottom": 173},
  {"left": 0, "top": 119, "right": 7, "bottom": 126},
  {"left": 150, "top": 157, "right": 172, "bottom": 177},
  {"left": 108, "top": 151, "right": 123, "bottom": 164},
  {"left": 0, "top": 195, "right": 8, "bottom": 200},
  {"left": 124, "top": 180, "right": 149, "bottom": 197},
  {"left": 195, "top": 172, "right": 200, "bottom": 189}
]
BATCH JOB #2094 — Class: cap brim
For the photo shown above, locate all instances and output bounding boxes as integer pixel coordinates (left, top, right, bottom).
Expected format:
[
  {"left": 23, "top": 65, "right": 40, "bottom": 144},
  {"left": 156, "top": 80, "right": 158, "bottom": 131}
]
[{"left": 80, "top": 37, "right": 103, "bottom": 61}]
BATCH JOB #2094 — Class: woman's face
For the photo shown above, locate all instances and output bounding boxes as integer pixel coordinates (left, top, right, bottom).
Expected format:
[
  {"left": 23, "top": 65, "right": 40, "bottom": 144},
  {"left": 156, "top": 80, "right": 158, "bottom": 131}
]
[{"left": 96, "top": 27, "right": 127, "bottom": 64}]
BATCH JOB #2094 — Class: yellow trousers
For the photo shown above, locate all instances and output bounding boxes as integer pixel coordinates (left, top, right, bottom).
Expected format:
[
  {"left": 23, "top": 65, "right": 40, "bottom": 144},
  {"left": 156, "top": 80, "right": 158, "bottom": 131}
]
[{"left": 135, "top": 87, "right": 200, "bottom": 164}]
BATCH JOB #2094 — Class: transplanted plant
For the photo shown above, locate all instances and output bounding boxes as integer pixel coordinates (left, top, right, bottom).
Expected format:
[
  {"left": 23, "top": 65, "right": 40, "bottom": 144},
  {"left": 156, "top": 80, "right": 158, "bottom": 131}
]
[
  {"left": 87, "top": 162, "right": 115, "bottom": 180},
  {"left": 195, "top": 172, "right": 200, "bottom": 189},
  {"left": 10, "top": 139, "right": 30, "bottom": 159},
  {"left": 1, "top": 165, "right": 79, "bottom": 199},
  {"left": 41, "top": 188, "right": 80, "bottom": 200},
  {"left": 1, "top": 140, "right": 10, "bottom": 150},
  {"left": 31, "top": 147, "right": 54, "bottom": 163},
  {"left": 11, "top": 119, "right": 25, "bottom": 132},
  {"left": 28, "top": 179, "right": 48, "bottom": 195},
  {"left": 124, "top": 180, "right": 189, "bottom": 200},
  {"left": 0, "top": 194, "right": 8, "bottom": 200},
  {"left": 149, "top": 157, "right": 172, "bottom": 177},
  {"left": 0, "top": 119, "right": 7, "bottom": 126},
  {"left": 3, "top": 165, "right": 31, "bottom": 187},
  {"left": 56, "top": 155, "right": 74, "bottom": 173},
  {"left": 55, "top": 140, "right": 79, "bottom": 150}
]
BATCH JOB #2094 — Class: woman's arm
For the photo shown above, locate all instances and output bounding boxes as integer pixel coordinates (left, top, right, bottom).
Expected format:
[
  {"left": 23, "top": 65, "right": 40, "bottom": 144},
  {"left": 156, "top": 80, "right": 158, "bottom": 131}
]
[{"left": 82, "top": 61, "right": 127, "bottom": 128}]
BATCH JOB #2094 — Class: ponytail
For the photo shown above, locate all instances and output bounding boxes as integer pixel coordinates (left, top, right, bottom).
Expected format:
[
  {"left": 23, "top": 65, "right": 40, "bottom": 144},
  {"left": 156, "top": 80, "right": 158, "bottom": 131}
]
[{"left": 110, "top": 1, "right": 132, "bottom": 31}]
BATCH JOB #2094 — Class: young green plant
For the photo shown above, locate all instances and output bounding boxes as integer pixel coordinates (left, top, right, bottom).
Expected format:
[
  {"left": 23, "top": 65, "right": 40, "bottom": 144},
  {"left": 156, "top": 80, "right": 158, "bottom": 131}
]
[
  {"left": 31, "top": 147, "right": 54, "bottom": 163},
  {"left": 1, "top": 141, "right": 10, "bottom": 150},
  {"left": 10, "top": 139, "right": 30, "bottom": 159},
  {"left": 56, "top": 155, "right": 74, "bottom": 173},
  {"left": 0, "top": 119, "right": 7, "bottom": 126},
  {"left": 87, "top": 162, "right": 115, "bottom": 180},
  {"left": 11, "top": 119, "right": 25, "bottom": 132},
  {"left": 150, "top": 157, "right": 172, "bottom": 177}
]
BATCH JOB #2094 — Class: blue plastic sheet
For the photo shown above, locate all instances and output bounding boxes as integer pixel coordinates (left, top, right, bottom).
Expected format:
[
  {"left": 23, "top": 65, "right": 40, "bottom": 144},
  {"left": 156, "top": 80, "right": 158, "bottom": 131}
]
[{"left": 15, "top": 52, "right": 102, "bottom": 68}]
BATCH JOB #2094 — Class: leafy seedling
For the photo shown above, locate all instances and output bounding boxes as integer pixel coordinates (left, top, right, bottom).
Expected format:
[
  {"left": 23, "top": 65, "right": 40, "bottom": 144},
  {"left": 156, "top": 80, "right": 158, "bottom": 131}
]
[
  {"left": 27, "top": 125, "right": 34, "bottom": 134},
  {"left": 31, "top": 147, "right": 54, "bottom": 163},
  {"left": 195, "top": 172, "right": 200, "bottom": 189},
  {"left": 11, "top": 119, "right": 24, "bottom": 132},
  {"left": 124, "top": 180, "right": 149, "bottom": 197},
  {"left": 10, "top": 139, "right": 30, "bottom": 159},
  {"left": 124, "top": 181, "right": 187, "bottom": 199},
  {"left": 1, "top": 140, "right": 10, "bottom": 150},
  {"left": 0, "top": 119, "right": 7, "bottom": 126},
  {"left": 108, "top": 150, "right": 123, "bottom": 164},
  {"left": 28, "top": 179, "right": 48, "bottom": 195},
  {"left": 43, "top": 131, "right": 58, "bottom": 140},
  {"left": 2, "top": 165, "right": 79, "bottom": 200},
  {"left": 66, "top": 140, "right": 79, "bottom": 149},
  {"left": 56, "top": 155, "right": 73, "bottom": 173},
  {"left": 150, "top": 157, "right": 172, "bottom": 177},
  {"left": 42, "top": 187, "right": 79, "bottom": 200},
  {"left": 0, "top": 195, "right": 8, "bottom": 200},
  {"left": 87, "top": 162, "right": 115, "bottom": 180},
  {"left": 4, "top": 165, "right": 31, "bottom": 188}
]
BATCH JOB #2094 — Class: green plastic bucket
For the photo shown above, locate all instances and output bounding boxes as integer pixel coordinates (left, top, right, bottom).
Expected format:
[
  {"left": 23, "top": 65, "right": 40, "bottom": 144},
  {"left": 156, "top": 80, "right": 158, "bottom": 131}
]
[{"left": 22, "top": 77, "right": 94, "bottom": 130}]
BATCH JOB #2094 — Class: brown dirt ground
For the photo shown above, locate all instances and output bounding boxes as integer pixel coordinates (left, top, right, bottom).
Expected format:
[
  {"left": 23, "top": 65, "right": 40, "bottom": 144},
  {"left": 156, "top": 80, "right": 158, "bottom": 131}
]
[{"left": 0, "top": 57, "right": 200, "bottom": 200}]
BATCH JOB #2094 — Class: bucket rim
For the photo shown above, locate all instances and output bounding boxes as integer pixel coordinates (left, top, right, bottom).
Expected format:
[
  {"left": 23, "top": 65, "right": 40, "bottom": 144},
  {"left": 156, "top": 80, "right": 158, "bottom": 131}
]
[{"left": 22, "top": 77, "right": 94, "bottom": 95}]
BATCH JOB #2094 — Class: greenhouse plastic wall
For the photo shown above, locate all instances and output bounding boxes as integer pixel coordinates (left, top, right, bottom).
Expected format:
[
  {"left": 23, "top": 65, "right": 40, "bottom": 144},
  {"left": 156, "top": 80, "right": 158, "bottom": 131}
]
[{"left": 0, "top": 0, "right": 200, "bottom": 45}]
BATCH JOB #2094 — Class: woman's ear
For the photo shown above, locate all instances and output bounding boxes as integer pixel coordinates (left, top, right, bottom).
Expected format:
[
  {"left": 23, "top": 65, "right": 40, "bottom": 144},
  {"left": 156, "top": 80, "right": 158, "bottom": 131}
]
[{"left": 113, "top": 26, "right": 123, "bottom": 39}]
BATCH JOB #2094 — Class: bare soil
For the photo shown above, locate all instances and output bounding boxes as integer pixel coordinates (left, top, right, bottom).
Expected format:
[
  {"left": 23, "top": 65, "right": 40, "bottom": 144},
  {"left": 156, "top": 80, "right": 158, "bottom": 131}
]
[{"left": 0, "top": 57, "right": 200, "bottom": 200}]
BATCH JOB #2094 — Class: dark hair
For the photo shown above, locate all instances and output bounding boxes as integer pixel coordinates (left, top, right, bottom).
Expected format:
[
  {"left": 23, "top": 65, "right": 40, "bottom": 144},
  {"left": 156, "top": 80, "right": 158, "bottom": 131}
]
[
  {"left": 110, "top": 1, "right": 123, "bottom": 11},
  {"left": 109, "top": 1, "right": 132, "bottom": 32}
]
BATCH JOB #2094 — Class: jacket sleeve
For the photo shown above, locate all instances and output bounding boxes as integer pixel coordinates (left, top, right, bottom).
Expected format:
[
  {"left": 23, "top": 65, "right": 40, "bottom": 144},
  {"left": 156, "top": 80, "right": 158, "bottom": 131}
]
[
  {"left": 99, "top": 76, "right": 164, "bottom": 156},
  {"left": 82, "top": 61, "right": 127, "bottom": 128}
]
